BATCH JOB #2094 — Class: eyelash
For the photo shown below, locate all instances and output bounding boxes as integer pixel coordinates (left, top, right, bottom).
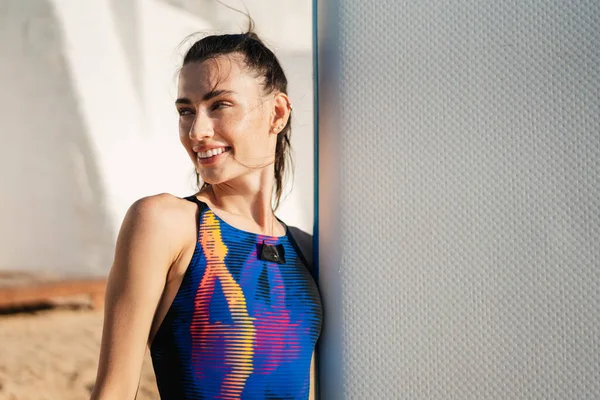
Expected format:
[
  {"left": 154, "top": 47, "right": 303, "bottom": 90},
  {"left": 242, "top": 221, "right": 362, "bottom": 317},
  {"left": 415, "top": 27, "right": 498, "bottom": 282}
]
[
  {"left": 178, "top": 108, "right": 193, "bottom": 116},
  {"left": 177, "top": 102, "right": 230, "bottom": 116},
  {"left": 211, "top": 101, "right": 231, "bottom": 111}
]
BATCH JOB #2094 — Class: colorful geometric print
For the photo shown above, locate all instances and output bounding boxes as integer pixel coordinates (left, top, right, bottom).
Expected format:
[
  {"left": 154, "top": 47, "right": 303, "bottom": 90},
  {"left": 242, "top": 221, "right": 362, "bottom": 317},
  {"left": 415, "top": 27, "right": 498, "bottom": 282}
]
[{"left": 150, "top": 202, "right": 323, "bottom": 400}]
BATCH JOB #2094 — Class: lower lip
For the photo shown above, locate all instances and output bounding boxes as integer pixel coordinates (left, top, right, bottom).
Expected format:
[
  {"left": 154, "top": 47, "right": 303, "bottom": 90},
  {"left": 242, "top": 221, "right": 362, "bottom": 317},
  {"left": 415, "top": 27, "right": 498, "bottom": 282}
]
[{"left": 197, "top": 149, "right": 230, "bottom": 166}]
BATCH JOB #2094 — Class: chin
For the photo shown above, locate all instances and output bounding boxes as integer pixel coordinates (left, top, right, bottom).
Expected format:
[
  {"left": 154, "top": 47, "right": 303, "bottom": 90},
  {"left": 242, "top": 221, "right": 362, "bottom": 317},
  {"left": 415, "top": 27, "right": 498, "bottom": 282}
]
[
  {"left": 197, "top": 172, "right": 225, "bottom": 186},
  {"left": 198, "top": 170, "right": 248, "bottom": 188}
]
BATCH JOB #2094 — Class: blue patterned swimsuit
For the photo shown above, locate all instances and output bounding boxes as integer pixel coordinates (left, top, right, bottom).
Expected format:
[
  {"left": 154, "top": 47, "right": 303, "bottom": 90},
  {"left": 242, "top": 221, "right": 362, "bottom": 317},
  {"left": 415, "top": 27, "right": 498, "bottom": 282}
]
[{"left": 150, "top": 196, "right": 323, "bottom": 399}]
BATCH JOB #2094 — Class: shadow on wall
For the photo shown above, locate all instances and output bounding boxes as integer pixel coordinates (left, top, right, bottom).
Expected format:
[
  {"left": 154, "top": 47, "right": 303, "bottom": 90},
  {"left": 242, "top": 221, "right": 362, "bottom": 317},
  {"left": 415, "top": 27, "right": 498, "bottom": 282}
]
[
  {"left": 277, "top": 51, "right": 314, "bottom": 230},
  {"left": 0, "top": 0, "right": 114, "bottom": 277}
]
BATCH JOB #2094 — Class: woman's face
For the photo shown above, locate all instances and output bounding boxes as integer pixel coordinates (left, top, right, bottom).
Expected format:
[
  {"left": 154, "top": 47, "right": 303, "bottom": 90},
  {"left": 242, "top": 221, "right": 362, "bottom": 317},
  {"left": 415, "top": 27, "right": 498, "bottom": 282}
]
[{"left": 177, "top": 55, "right": 283, "bottom": 186}]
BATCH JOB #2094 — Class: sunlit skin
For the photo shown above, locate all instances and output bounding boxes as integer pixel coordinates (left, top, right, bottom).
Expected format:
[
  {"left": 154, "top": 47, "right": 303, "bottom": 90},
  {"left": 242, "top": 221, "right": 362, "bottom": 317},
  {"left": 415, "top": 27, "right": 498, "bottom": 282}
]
[{"left": 177, "top": 54, "right": 291, "bottom": 234}]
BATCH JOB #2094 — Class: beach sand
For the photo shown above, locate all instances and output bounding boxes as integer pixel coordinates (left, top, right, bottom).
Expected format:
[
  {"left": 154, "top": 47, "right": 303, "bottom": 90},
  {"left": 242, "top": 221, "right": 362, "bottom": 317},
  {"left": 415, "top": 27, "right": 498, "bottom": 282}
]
[{"left": 0, "top": 305, "right": 159, "bottom": 400}]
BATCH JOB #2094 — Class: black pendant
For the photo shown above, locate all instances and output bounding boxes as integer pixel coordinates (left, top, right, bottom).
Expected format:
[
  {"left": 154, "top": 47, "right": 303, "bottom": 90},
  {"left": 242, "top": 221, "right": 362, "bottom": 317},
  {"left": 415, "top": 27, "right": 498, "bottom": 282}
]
[{"left": 258, "top": 243, "right": 286, "bottom": 264}]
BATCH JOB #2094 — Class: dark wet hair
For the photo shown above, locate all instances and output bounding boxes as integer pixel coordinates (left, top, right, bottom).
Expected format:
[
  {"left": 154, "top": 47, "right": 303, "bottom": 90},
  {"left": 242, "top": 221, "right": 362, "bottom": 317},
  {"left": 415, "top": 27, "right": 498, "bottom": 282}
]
[{"left": 182, "top": 25, "right": 293, "bottom": 211}]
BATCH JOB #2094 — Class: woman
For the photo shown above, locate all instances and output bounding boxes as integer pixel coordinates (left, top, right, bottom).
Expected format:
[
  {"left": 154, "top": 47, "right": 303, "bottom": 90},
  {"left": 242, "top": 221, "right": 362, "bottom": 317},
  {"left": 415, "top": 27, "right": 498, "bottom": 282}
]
[{"left": 91, "top": 29, "right": 322, "bottom": 399}]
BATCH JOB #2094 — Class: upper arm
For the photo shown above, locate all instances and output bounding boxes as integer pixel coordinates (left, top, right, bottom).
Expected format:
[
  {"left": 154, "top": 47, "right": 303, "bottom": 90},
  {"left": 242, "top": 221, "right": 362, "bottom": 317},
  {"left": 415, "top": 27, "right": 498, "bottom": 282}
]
[
  {"left": 91, "top": 195, "right": 183, "bottom": 400},
  {"left": 310, "top": 350, "right": 317, "bottom": 400}
]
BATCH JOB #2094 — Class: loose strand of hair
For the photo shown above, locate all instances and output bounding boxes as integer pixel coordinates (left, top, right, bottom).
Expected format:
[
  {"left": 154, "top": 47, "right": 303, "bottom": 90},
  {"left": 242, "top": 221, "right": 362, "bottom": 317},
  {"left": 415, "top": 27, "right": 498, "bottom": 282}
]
[{"left": 214, "top": 0, "right": 255, "bottom": 34}]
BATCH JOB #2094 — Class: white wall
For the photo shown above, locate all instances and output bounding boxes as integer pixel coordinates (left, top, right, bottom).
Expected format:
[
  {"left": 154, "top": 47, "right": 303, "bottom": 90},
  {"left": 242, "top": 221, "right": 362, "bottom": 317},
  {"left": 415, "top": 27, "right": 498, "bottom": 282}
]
[{"left": 0, "top": 0, "right": 313, "bottom": 277}]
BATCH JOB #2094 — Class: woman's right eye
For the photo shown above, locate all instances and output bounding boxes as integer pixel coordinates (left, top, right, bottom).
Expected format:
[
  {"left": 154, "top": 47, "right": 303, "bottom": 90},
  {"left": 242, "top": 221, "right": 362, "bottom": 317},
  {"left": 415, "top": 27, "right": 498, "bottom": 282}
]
[{"left": 177, "top": 108, "right": 194, "bottom": 116}]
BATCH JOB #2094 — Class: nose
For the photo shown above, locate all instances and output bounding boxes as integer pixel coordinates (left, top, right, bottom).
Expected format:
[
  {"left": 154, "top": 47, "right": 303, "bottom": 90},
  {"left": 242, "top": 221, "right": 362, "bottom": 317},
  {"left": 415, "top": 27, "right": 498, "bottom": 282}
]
[{"left": 189, "top": 109, "right": 214, "bottom": 141}]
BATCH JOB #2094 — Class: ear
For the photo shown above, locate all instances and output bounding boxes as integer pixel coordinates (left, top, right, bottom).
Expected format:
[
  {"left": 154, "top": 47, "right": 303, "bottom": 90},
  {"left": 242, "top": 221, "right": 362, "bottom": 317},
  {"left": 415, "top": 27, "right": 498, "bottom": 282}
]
[{"left": 270, "top": 92, "right": 291, "bottom": 135}]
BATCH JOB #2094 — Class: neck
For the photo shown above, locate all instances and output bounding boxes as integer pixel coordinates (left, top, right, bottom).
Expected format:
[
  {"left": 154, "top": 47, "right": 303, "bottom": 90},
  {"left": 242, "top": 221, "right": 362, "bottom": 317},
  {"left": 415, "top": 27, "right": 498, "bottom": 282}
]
[{"left": 207, "top": 170, "right": 277, "bottom": 230}]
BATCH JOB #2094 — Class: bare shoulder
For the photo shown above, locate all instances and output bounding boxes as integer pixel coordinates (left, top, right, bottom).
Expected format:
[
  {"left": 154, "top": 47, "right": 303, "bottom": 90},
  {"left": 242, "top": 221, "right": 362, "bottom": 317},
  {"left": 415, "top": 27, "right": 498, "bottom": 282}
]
[
  {"left": 126, "top": 193, "right": 193, "bottom": 224},
  {"left": 92, "top": 193, "right": 197, "bottom": 399},
  {"left": 118, "top": 193, "right": 197, "bottom": 259}
]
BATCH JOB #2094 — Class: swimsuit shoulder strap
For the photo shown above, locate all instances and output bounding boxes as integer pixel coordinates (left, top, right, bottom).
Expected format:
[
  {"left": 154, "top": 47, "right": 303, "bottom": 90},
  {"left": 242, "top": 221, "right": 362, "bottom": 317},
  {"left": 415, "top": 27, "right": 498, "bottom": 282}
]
[{"left": 287, "top": 226, "right": 317, "bottom": 282}]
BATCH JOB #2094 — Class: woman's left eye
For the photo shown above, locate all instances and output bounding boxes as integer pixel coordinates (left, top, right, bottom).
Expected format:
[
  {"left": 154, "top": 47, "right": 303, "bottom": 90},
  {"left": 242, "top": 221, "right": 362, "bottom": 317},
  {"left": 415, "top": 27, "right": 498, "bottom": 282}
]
[{"left": 212, "top": 102, "right": 230, "bottom": 111}]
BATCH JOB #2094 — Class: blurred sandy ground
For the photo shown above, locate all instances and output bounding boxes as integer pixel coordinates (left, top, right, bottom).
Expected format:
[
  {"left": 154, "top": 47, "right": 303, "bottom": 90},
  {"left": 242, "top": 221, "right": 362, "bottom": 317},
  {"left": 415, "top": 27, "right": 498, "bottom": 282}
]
[{"left": 0, "top": 305, "right": 159, "bottom": 400}]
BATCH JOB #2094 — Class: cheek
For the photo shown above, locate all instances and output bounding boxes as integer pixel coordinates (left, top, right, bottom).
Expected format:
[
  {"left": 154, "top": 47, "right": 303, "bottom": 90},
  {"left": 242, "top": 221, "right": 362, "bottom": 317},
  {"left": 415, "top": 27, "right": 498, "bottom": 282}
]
[
  {"left": 178, "top": 120, "right": 193, "bottom": 146},
  {"left": 216, "top": 119, "right": 251, "bottom": 145},
  {"left": 179, "top": 118, "right": 190, "bottom": 136},
  {"left": 236, "top": 114, "right": 269, "bottom": 139}
]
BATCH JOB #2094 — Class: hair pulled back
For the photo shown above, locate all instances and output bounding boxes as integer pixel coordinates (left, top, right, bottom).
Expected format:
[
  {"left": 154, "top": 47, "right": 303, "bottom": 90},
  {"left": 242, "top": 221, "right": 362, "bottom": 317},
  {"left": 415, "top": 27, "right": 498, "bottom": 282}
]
[{"left": 182, "top": 26, "right": 293, "bottom": 211}]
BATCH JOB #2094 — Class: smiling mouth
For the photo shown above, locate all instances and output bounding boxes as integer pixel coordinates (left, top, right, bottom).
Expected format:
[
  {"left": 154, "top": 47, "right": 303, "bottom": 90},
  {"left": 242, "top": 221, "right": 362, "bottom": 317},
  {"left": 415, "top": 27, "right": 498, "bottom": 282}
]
[
  {"left": 196, "top": 147, "right": 231, "bottom": 165},
  {"left": 197, "top": 146, "right": 230, "bottom": 159}
]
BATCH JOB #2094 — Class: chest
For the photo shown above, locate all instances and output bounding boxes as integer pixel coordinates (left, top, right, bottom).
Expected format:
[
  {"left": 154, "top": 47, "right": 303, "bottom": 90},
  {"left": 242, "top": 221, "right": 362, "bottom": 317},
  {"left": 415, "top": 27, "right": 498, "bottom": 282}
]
[{"left": 173, "top": 239, "right": 322, "bottom": 329}]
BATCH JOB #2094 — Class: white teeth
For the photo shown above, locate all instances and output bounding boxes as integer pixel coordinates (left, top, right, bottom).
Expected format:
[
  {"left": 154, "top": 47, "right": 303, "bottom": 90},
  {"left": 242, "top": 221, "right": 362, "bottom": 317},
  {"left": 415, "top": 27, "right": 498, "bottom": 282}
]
[{"left": 197, "top": 147, "right": 227, "bottom": 159}]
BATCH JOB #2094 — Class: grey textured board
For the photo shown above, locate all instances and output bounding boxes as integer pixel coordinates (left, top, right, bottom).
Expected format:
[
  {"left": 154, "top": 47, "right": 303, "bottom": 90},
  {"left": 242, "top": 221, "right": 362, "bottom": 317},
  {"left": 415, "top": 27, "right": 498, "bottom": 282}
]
[{"left": 317, "top": 0, "right": 600, "bottom": 399}]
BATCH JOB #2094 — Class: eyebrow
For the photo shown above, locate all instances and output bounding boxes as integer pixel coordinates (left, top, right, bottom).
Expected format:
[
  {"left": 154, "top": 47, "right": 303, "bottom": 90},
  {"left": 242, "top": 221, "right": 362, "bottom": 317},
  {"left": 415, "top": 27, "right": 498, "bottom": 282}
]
[{"left": 175, "top": 89, "right": 237, "bottom": 105}]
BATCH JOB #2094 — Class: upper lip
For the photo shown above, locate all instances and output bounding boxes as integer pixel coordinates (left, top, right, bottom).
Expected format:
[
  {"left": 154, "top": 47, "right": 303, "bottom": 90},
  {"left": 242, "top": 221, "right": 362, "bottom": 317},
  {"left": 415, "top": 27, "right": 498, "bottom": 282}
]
[{"left": 193, "top": 144, "right": 230, "bottom": 153}]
